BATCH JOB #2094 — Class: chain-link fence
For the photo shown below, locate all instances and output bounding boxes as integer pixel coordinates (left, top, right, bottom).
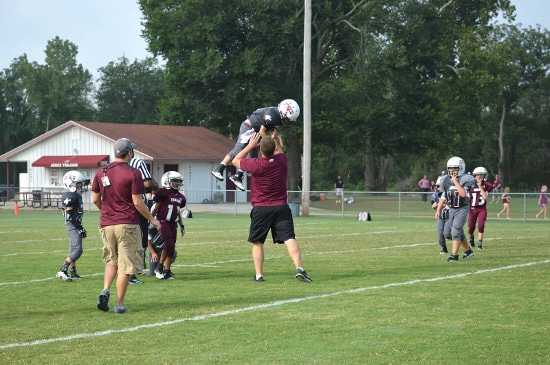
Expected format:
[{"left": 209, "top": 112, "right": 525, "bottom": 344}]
[{"left": 2, "top": 187, "right": 546, "bottom": 222}]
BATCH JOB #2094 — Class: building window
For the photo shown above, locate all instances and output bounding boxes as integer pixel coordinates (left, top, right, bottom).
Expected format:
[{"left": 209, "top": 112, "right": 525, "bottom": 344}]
[{"left": 50, "top": 170, "right": 61, "bottom": 186}]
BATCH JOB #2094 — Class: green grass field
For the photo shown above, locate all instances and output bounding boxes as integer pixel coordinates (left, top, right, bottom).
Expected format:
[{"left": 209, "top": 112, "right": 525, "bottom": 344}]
[{"left": 1, "top": 207, "right": 549, "bottom": 364}]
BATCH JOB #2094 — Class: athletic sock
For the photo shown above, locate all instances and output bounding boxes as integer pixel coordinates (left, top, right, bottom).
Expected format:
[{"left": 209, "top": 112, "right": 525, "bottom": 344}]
[{"left": 60, "top": 260, "right": 70, "bottom": 272}]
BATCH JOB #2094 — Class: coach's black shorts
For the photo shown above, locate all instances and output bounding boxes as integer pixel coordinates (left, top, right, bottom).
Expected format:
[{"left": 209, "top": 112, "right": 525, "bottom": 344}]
[{"left": 248, "top": 205, "right": 296, "bottom": 244}]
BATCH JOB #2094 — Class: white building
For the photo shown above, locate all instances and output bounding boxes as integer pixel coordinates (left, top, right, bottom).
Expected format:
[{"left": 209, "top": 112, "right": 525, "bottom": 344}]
[{"left": 0, "top": 121, "right": 251, "bottom": 205}]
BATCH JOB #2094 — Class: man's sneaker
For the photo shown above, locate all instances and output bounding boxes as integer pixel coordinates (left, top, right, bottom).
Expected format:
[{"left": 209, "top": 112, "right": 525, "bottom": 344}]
[
  {"left": 229, "top": 174, "right": 245, "bottom": 191},
  {"left": 440, "top": 248, "right": 448, "bottom": 255},
  {"left": 446, "top": 254, "right": 458, "bottom": 262},
  {"left": 469, "top": 237, "right": 475, "bottom": 248},
  {"left": 129, "top": 275, "right": 143, "bottom": 284},
  {"left": 211, "top": 165, "right": 225, "bottom": 181},
  {"left": 295, "top": 269, "right": 312, "bottom": 282},
  {"left": 114, "top": 305, "right": 130, "bottom": 315},
  {"left": 253, "top": 276, "right": 264, "bottom": 282},
  {"left": 56, "top": 271, "right": 72, "bottom": 282},
  {"left": 477, "top": 244, "right": 483, "bottom": 250},
  {"left": 155, "top": 268, "right": 165, "bottom": 280},
  {"left": 163, "top": 270, "right": 175, "bottom": 280},
  {"left": 97, "top": 289, "right": 110, "bottom": 312},
  {"left": 463, "top": 250, "right": 475, "bottom": 259},
  {"left": 70, "top": 269, "right": 83, "bottom": 279}
]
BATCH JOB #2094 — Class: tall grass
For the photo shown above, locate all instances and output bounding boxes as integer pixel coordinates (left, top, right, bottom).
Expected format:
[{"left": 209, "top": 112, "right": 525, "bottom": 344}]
[{"left": 0, "top": 208, "right": 549, "bottom": 364}]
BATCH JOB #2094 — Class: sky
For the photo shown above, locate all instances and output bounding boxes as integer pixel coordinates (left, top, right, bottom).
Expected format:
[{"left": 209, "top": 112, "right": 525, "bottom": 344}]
[
  {"left": 0, "top": 0, "right": 548, "bottom": 83},
  {"left": 0, "top": 0, "right": 150, "bottom": 82}
]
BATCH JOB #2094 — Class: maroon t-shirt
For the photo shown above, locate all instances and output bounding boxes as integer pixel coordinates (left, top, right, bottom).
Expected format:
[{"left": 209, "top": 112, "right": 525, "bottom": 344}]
[
  {"left": 153, "top": 188, "right": 186, "bottom": 223},
  {"left": 91, "top": 162, "right": 145, "bottom": 227},
  {"left": 240, "top": 153, "right": 288, "bottom": 207}
]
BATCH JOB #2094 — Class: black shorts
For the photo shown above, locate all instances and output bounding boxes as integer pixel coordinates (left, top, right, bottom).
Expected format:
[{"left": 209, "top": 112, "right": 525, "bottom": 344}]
[{"left": 248, "top": 205, "right": 296, "bottom": 244}]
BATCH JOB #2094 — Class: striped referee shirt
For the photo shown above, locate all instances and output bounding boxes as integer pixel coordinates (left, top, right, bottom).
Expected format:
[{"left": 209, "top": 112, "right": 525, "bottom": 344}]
[{"left": 129, "top": 157, "right": 152, "bottom": 201}]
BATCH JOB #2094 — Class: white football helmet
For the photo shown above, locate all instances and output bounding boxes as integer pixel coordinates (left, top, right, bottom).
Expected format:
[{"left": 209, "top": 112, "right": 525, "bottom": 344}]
[
  {"left": 435, "top": 176, "right": 444, "bottom": 188},
  {"left": 278, "top": 99, "right": 300, "bottom": 123},
  {"left": 447, "top": 156, "right": 466, "bottom": 177},
  {"left": 161, "top": 171, "right": 184, "bottom": 190},
  {"left": 472, "top": 166, "right": 488, "bottom": 180},
  {"left": 63, "top": 171, "right": 85, "bottom": 193}
]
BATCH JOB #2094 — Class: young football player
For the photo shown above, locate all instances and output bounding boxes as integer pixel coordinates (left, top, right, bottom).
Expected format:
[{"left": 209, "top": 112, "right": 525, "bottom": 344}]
[
  {"left": 467, "top": 167, "right": 493, "bottom": 250},
  {"left": 436, "top": 157, "right": 476, "bottom": 262},
  {"left": 151, "top": 171, "right": 187, "bottom": 279},
  {"left": 211, "top": 99, "right": 300, "bottom": 191},
  {"left": 432, "top": 176, "right": 450, "bottom": 254},
  {"left": 56, "top": 170, "right": 87, "bottom": 281}
]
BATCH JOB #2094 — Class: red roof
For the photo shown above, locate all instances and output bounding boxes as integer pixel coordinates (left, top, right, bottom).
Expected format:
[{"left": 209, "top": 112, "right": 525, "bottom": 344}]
[
  {"left": 75, "top": 121, "right": 235, "bottom": 161},
  {"left": 32, "top": 155, "right": 109, "bottom": 168},
  {"left": 0, "top": 121, "right": 236, "bottom": 163}
]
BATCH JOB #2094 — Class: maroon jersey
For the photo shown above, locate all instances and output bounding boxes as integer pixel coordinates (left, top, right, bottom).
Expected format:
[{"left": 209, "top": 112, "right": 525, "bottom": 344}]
[
  {"left": 240, "top": 153, "right": 288, "bottom": 207},
  {"left": 153, "top": 188, "right": 186, "bottom": 222},
  {"left": 92, "top": 162, "right": 144, "bottom": 227},
  {"left": 469, "top": 181, "right": 493, "bottom": 209}
]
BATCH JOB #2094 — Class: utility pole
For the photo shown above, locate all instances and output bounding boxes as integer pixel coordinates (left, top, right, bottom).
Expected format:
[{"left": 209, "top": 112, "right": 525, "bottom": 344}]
[{"left": 301, "top": 0, "right": 311, "bottom": 216}]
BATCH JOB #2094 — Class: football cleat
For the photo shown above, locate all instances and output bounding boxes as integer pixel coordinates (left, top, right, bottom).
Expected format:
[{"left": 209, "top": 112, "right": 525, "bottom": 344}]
[
  {"left": 446, "top": 254, "right": 458, "bottom": 262},
  {"left": 70, "top": 269, "right": 83, "bottom": 279},
  {"left": 163, "top": 270, "right": 175, "bottom": 280},
  {"left": 229, "top": 174, "right": 245, "bottom": 191},
  {"left": 154, "top": 268, "right": 165, "bottom": 280},
  {"left": 211, "top": 165, "right": 225, "bottom": 181},
  {"left": 129, "top": 275, "right": 143, "bottom": 284},
  {"left": 56, "top": 271, "right": 72, "bottom": 282}
]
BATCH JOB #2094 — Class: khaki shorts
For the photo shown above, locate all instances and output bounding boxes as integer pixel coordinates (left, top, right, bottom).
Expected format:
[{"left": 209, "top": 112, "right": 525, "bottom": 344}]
[{"left": 100, "top": 224, "right": 144, "bottom": 275}]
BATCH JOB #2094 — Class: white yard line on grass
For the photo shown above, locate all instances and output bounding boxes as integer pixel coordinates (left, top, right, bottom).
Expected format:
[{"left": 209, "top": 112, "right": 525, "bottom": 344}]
[
  {"left": 0, "top": 235, "right": 541, "bottom": 285},
  {"left": 1, "top": 259, "right": 549, "bottom": 350}
]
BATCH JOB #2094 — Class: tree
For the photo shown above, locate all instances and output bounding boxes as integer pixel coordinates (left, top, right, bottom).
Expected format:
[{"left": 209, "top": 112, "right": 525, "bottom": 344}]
[
  {"left": 139, "top": 0, "right": 383, "bottom": 187},
  {"left": 309, "top": 1, "right": 515, "bottom": 190},
  {"left": 24, "top": 37, "right": 94, "bottom": 133},
  {"left": 0, "top": 56, "right": 35, "bottom": 154},
  {"left": 139, "top": 0, "right": 550, "bottom": 191},
  {"left": 96, "top": 56, "right": 167, "bottom": 124},
  {"left": 456, "top": 24, "right": 550, "bottom": 186},
  {"left": 140, "top": 0, "right": 305, "bottom": 128}
]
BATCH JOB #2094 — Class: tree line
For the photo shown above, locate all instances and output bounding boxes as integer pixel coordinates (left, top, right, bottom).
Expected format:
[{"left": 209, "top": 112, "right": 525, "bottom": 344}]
[{"left": 1, "top": 0, "right": 549, "bottom": 191}]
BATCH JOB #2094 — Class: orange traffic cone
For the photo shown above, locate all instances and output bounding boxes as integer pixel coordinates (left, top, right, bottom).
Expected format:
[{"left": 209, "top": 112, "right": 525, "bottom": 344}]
[{"left": 14, "top": 204, "right": 19, "bottom": 215}]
